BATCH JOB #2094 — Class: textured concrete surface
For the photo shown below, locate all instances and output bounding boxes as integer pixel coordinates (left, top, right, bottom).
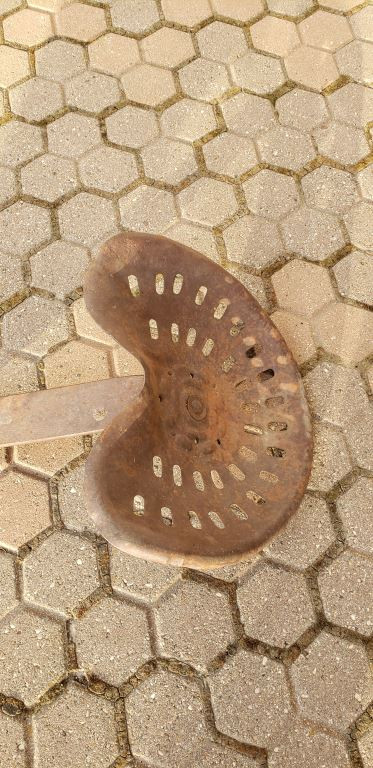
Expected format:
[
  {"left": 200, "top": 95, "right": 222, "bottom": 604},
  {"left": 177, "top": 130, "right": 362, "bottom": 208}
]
[{"left": 0, "top": 0, "right": 372, "bottom": 766}]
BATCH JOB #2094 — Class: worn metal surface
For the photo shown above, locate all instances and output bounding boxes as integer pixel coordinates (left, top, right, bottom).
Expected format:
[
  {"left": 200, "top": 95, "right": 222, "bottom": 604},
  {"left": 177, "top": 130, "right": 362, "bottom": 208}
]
[{"left": 84, "top": 232, "right": 313, "bottom": 569}]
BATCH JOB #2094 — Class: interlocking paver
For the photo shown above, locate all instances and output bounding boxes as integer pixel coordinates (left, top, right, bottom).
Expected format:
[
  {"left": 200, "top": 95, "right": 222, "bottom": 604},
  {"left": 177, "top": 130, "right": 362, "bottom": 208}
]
[
  {"left": 322, "top": 0, "right": 362, "bottom": 8},
  {"left": 281, "top": 207, "right": 345, "bottom": 261},
  {"left": 3, "top": 8, "right": 52, "bottom": 46},
  {"left": 58, "top": 192, "right": 116, "bottom": 248},
  {"left": 271, "top": 310, "right": 316, "bottom": 364},
  {"left": 74, "top": 596, "right": 152, "bottom": 684},
  {"left": 302, "top": 167, "right": 358, "bottom": 215},
  {"left": 0, "top": 201, "right": 51, "bottom": 256},
  {"left": 308, "top": 423, "right": 352, "bottom": 492},
  {"left": 318, "top": 549, "right": 373, "bottom": 636},
  {"left": 179, "top": 58, "right": 230, "bottom": 101},
  {"left": 66, "top": 71, "right": 120, "bottom": 113},
  {"left": 161, "top": 0, "right": 212, "bottom": 26},
  {"left": 110, "top": 548, "right": 180, "bottom": 604},
  {"left": 142, "top": 28, "right": 195, "bottom": 67},
  {"left": 121, "top": 64, "right": 176, "bottom": 106},
  {"left": 243, "top": 171, "right": 299, "bottom": 220},
  {"left": 31, "top": 241, "right": 89, "bottom": 299},
  {"left": 79, "top": 145, "right": 138, "bottom": 193},
  {"left": 88, "top": 33, "right": 139, "bottom": 76},
  {"left": 0, "top": 166, "right": 17, "bottom": 206},
  {"left": 120, "top": 185, "right": 177, "bottom": 232},
  {"left": 333, "top": 251, "right": 373, "bottom": 306},
  {"left": 224, "top": 215, "right": 282, "bottom": 269},
  {"left": 268, "top": 721, "right": 350, "bottom": 768},
  {"left": 106, "top": 105, "right": 159, "bottom": 148},
  {"left": 285, "top": 46, "right": 338, "bottom": 90},
  {"left": 344, "top": 201, "right": 373, "bottom": 251},
  {"left": 0, "top": 122, "right": 43, "bottom": 168},
  {"left": 343, "top": 407, "right": 373, "bottom": 472},
  {"left": 141, "top": 137, "right": 197, "bottom": 184},
  {"left": 178, "top": 178, "right": 237, "bottom": 226},
  {"left": 55, "top": 2, "right": 106, "bottom": 42},
  {"left": 231, "top": 51, "right": 285, "bottom": 94},
  {"left": 0, "top": 351, "right": 38, "bottom": 397},
  {"left": 304, "top": 361, "right": 369, "bottom": 428},
  {"left": 221, "top": 92, "right": 276, "bottom": 137},
  {"left": 21, "top": 154, "right": 78, "bottom": 203},
  {"left": 291, "top": 631, "right": 372, "bottom": 730},
  {"left": 197, "top": 20, "right": 248, "bottom": 63},
  {"left": 0, "top": 45, "right": 30, "bottom": 88},
  {"left": 337, "top": 478, "right": 373, "bottom": 557},
  {"left": 10, "top": 77, "right": 64, "bottom": 123},
  {"left": 336, "top": 40, "right": 373, "bottom": 84},
  {"left": 313, "top": 302, "right": 373, "bottom": 364},
  {"left": 265, "top": 494, "right": 335, "bottom": 569},
  {"left": 257, "top": 125, "right": 315, "bottom": 171},
  {"left": 155, "top": 580, "right": 235, "bottom": 670},
  {"left": 165, "top": 220, "right": 218, "bottom": 261},
  {"left": 351, "top": 7, "right": 373, "bottom": 42},
  {"left": 299, "top": 10, "right": 352, "bottom": 51},
  {"left": 359, "top": 729, "right": 373, "bottom": 768},
  {"left": 276, "top": 88, "right": 328, "bottom": 132},
  {"left": 3, "top": 295, "right": 69, "bottom": 357},
  {"left": 328, "top": 82, "right": 373, "bottom": 128},
  {"left": 0, "top": 712, "right": 25, "bottom": 768},
  {"left": 211, "top": 0, "right": 264, "bottom": 20},
  {"left": 58, "top": 464, "right": 97, "bottom": 534},
  {"left": 48, "top": 113, "right": 101, "bottom": 158},
  {"left": 14, "top": 436, "right": 83, "bottom": 477},
  {"left": 357, "top": 166, "right": 373, "bottom": 201},
  {"left": 314, "top": 122, "right": 370, "bottom": 165},
  {"left": 251, "top": 16, "right": 299, "bottom": 57},
  {"left": 35, "top": 40, "right": 86, "bottom": 82},
  {"left": 111, "top": 0, "right": 159, "bottom": 32},
  {"left": 0, "top": 252, "right": 23, "bottom": 303},
  {"left": 44, "top": 340, "right": 110, "bottom": 388},
  {"left": 267, "top": 0, "right": 313, "bottom": 13},
  {"left": 73, "top": 297, "right": 115, "bottom": 347},
  {"left": 161, "top": 98, "right": 216, "bottom": 141},
  {"left": 0, "top": 551, "right": 18, "bottom": 620},
  {"left": 0, "top": 606, "right": 65, "bottom": 706},
  {"left": 203, "top": 132, "right": 257, "bottom": 177},
  {"left": 271, "top": 261, "right": 333, "bottom": 317}
]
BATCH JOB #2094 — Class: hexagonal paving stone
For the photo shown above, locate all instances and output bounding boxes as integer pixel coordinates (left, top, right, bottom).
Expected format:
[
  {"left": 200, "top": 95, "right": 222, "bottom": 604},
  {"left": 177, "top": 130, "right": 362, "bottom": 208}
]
[
  {"left": 14, "top": 436, "right": 83, "bottom": 477},
  {"left": 31, "top": 241, "right": 89, "bottom": 299},
  {"left": 3, "top": 295, "right": 69, "bottom": 357},
  {"left": 10, "top": 77, "right": 64, "bottom": 123},
  {"left": 314, "top": 122, "right": 369, "bottom": 165},
  {"left": 336, "top": 40, "right": 373, "bottom": 84},
  {"left": 3, "top": 8, "right": 52, "bottom": 46},
  {"left": 121, "top": 63, "right": 176, "bottom": 107},
  {"left": 337, "top": 478, "right": 373, "bottom": 557},
  {"left": 351, "top": 6, "right": 373, "bottom": 41},
  {"left": 35, "top": 39, "right": 86, "bottom": 82},
  {"left": 299, "top": 10, "right": 352, "bottom": 51},
  {"left": 302, "top": 167, "right": 358, "bottom": 216},
  {"left": 142, "top": 27, "right": 195, "bottom": 67},
  {"left": 312, "top": 302, "right": 373, "bottom": 364},
  {"left": 268, "top": 720, "right": 350, "bottom": 768},
  {"left": 165, "top": 220, "right": 218, "bottom": 262},
  {"left": 291, "top": 631, "right": 372, "bottom": 731},
  {"left": 243, "top": 170, "right": 299, "bottom": 220},
  {"left": 238, "top": 564, "right": 315, "bottom": 647},
  {"left": 281, "top": 207, "right": 345, "bottom": 261},
  {"left": 0, "top": 45, "right": 30, "bottom": 88},
  {"left": 110, "top": 548, "right": 180, "bottom": 604},
  {"left": 161, "top": 0, "right": 212, "bottom": 26},
  {"left": 211, "top": 0, "right": 264, "bottom": 19},
  {"left": 79, "top": 145, "right": 138, "bottom": 193},
  {"left": 66, "top": 71, "right": 120, "bottom": 113},
  {"left": 333, "top": 251, "right": 373, "bottom": 306},
  {"left": 179, "top": 58, "right": 230, "bottom": 101},
  {"left": 257, "top": 125, "right": 316, "bottom": 171},
  {"left": 227, "top": 269, "right": 269, "bottom": 309},
  {"left": 203, "top": 132, "right": 257, "bottom": 177},
  {"left": 111, "top": 0, "right": 159, "bottom": 32},
  {"left": 32, "top": 684, "right": 119, "bottom": 768},
  {"left": 271, "top": 261, "right": 333, "bottom": 317},
  {"left": 210, "top": 649, "right": 292, "bottom": 748},
  {"left": 344, "top": 201, "right": 373, "bottom": 251},
  {"left": 23, "top": 530, "right": 99, "bottom": 618},
  {"left": 0, "top": 201, "right": 51, "bottom": 257},
  {"left": 155, "top": 580, "right": 235, "bottom": 671},
  {"left": 58, "top": 192, "right": 116, "bottom": 248},
  {"left": 0, "top": 166, "right": 17, "bottom": 206},
  {"left": 223, "top": 215, "right": 282, "bottom": 269},
  {"left": 0, "top": 252, "right": 24, "bottom": 303},
  {"left": 178, "top": 178, "right": 237, "bottom": 227},
  {"left": 55, "top": 2, "right": 106, "bottom": 42},
  {"left": 58, "top": 464, "right": 97, "bottom": 534},
  {"left": 88, "top": 33, "right": 139, "bottom": 76},
  {"left": 0, "top": 551, "right": 18, "bottom": 620},
  {"left": 73, "top": 297, "right": 115, "bottom": 347},
  {"left": 160, "top": 98, "right": 216, "bottom": 142},
  {"left": 0, "top": 351, "right": 38, "bottom": 397},
  {"left": 0, "top": 121, "right": 43, "bottom": 168},
  {"left": 308, "top": 423, "right": 352, "bottom": 492},
  {"left": 318, "top": 549, "right": 373, "bottom": 636},
  {"left": 21, "top": 154, "right": 78, "bottom": 203},
  {"left": 141, "top": 137, "right": 197, "bottom": 185},
  {"left": 221, "top": 92, "right": 276, "bottom": 137},
  {"left": 271, "top": 310, "right": 316, "bottom": 365},
  {"left": 303, "top": 361, "right": 369, "bottom": 429},
  {"left": 74, "top": 596, "right": 152, "bottom": 685},
  {"left": 231, "top": 51, "right": 285, "bottom": 94},
  {"left": 119, "top": 185, "right": 177, "bottom": 233},
  {"left": 48, "top": 113, "right": 101, "bottom": 158},
  {"left": 265, "top": 494, "right": 335, "bottom": 570},
  {"left": 276, "top": 88, "right": 328, "bottom": 132},
  {"left": 106, "top": 105, "right": 159, "bottom": 148},
  {"left": 359, "top": 728, "right": 373, "bottom": 768},
  {"left": 0, "top": 606, "right": 65, "bottom": 706},
  {"left": 197, "top": 20, "right": 248, "bottom": 63},
  {"left": 251, "top": 16, "right": 299, "bottom": 57},
  {"left": 0, "top": 712, "right": 26, "bottom": 768},
  {"left": 285, "top": 46, "right": 338, "bottom": 90},
  {"left": 327, "top": 82, "right": 373, "bottom": 128},
  {"left": 357, "top": 165, "right": 373, "bottom": 201},
  {"left": 43, "top": 339, "right": 110, "bottom": 388}
]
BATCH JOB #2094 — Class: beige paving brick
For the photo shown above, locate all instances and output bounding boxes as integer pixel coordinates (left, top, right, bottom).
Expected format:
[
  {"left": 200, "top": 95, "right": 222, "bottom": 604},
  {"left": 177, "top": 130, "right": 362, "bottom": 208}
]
[
  {"left": 308, "top": 423, "right": 352, "bottom": 492},
  {"left": 0, "top": 712, "right": 26, "bottom": 768},
  {"left": 0, "top": 166, "right": 17, "bottom": 206},
  {"left": 141, "top": 137, "right": 197, "bottom": 184},
  {"left": 14, "top": 437, "right": 83, "bottom": 477},
  {"left": 328, "top": 82, "right": 373, "bottom": 129},
  {"left": 10, "top": 77, "right": 64, "bottom": 123},
  {"left": 304, "top": 361, "right": 369, "bottom": 428},
  {"left": 276, "top": 88, "right": 328, "bottom": 132},
  {"left": 179, "top": 58, "right": 230, "bottom": 101},
  {"left": 265, "top": 494, "right": 335, "bottom": 570},
  {"left": 74, "top": 596, "right": 152, "bottom": 684},
  {"left": 271, "top": 261, "right": 333, "bottom": 317},
  {"left": 257, "top": 125, "right": 316, "bottom": 171},
  {"left": 344, "top": 201, "right": 373, "bottom": 251},
  {"left": 337, "top": 478, "right": 373, "bottom": 557},
  {"left": 161, "top": 0, "right": 212, "bottom": 27},
  {"left": 202, "top": 557, "right": 259, "bottom": 583},
  {"left": 351, "top": 7, "right": 373, "bottom": 42},
  {"left": 0, "top": 201, "right": 51, "bottom": 256},
  {"left": 203, "top": 132, "right": 257, "bottom": 177},
  {"left": 111, "top": 345, "right": 144, "bottom": 376},
  {"left": 314, "top": 122, "right": 370, "bottom": 165},
  {"left": 178, "top": 177, "right": 237, "bottom": 226},
  {"left": 299, "top": 10, "right": 353, "bottom": 52},
  {"left": 32, "top": 684, "right": 119, "bottom": 768},
  {"left": 165, "top": 220, "right": 218, "bottom": 261},
  {"left": 357, "top": 166, "right": 373, "bottom": 201},
  {"left": 251, "top": 17, "right": 299, "bottom": 57},
  {"left": 28, "top": 0, "right": 73, "bottom": 9},
  {"left": 0, "top": 45, "right": 30, "bottom": 89},
  {"left": 281, "top": 207, "right": 345, "bottom": 261},
  {"left": 322, "top": 0, "right": 361, "bottom": 8},
  {"left": 243, "top": 170, "right": 299, "bottom": 220},
  {"left": 267, "top": 0, "right": 314, "bottom": 14},
  {"left": 0, "top": 252, "right": 24, "bottom": 303},
  {"left": 142, "top": 27, "right": 195, "bottom": 67},
  {"left": 106, "top": 104, "right": 159, "bottom": 148},
  {"left": 58, "top": 192, "right": 116, "bottom": 248},
  {"left": 111, "top": 0, "right": 159, "bottom": 32},
  {"left": 35, "top": 40, "right": 86, "bottom": 82},
  {"left": 55, "top": 2, "right": 106, "bottom": 42},
  {"left": 221, "top": 92, "right": 276, "bottom": 137},
  {"left": 0, "top": 606, "right": 65, "bottom": 705},
  {"left": 211, "top": 0, "right": 264, "bottom": 20},
  {"left": 66, "top": 71, "right": 120, "bottom": 113},
  {"left": 110, "top": 547, "right": 180, "bottom": 604},
  {"left": 197, "top": 20, "right": 248, "bottom": 64},
  {"left": 231, "top": 51, "right": 285, "bottom": 94},
  {"left": 161, "top": 98, "right": 216, "bottom": 141},
  {"left": 223, "top": 215, "right": 282, "bottom": 269},
  {"left": 333, "top": 251, "right": 373, "bottom": 306},
  {"left": 24, "top": 530, "right": 99, "bottom": 618},
  {"left": 121, "top": 63, "right": 176, "bottom": 107},
  {"left": 359, "top": 728, "right": 373, "bottom": 768},
  {"left": 48, "top": 113, "right": 101, "bottom": 158},
  {"left": 44, "top": 340, "right": 110, "bottom": 388},
  {"left": 0, "top": 121, "right": 43, "bottom": 168},
  {"left": 238, "top": 564, "right": 315, "bottom": 647},
  {"left": 58, "top": 464, "right": 97, "bottom": 534},
  {"left": 285, "top": 46, "right": 338, "bottom": 90},
  {"left": 268, "top": 721, "right": 350, "bottom": 768},
  {"left": 291, "top": 631, "right": 372, "bottom": 730},
  {"left": 3, "top": 295, "right": 69, "bottom": 357},
  {"left": 119, "top": 185, "right": 177, "bottom": 232},
  {"left": 73, "top": 296, "right": 115, "bottom": 346},
  {"left": 343, "top": 407, "right": 373, "bottom": 472},
  {"left": 318, "top": 549, "right": 372, "bottom": 636},
  {"left": 3, "top": 8, "right": 52, "bottom": 46},
  {"left": 88, "top": 33, "right": 139, "bottom": 76},
  {"left": 30, "top": 241, "right": 89, "bottom": 299},
  {"left": 155, "top": 580, "right": 235, "bottom": 670},
  {"left": 21, "top": 154, "right": 78, "bottom": 203},
  {"left": 312, "top": 302, "right": 373, "bottom": 364},
  {"left": 0, "top": 551, "right": 18, "bottom": 620},
  {"left": 210, "top": 649, "right": 292, "bottom": 747},
  {"left": 302, "top": 167, "right": 358, "bottom": 217},
  {"left": 0, "top": 351, "right": 38, "bottom": 397},
  {"left": 336, "top": 40, "right": 373, "bottom": 84},
  {"left": 79, "top": 145, "right": 138, "bottom": 193},
  {"left": 271, "top": 310, "right": 316, "bottom": 364},
  {"left": 225, "top": 267, "right": 269, "bottom": 309}
]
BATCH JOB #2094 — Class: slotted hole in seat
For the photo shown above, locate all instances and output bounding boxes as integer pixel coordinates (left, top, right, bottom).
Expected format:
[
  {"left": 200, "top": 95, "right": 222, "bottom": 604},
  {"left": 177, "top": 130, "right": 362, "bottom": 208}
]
[
  {"left": 260, "top": 470, "right": 278, "bottom": 484},
  {"left": 155, "top": 273, "right": 164, "bottom": 294},
  {"left": 246, "top": 489, "right": 265, "bottom": 505},
  {"left": 268, "top": 421, "right": 288, "bottom": 432},
  {"left": 173, "top": 464, "right": 182, "bottom": 486},
  {"left": 195, "top": 286, "right": 207, "bottom": 305},
  {"left": 202, "top": 338, "right": 214, "bottom": 357},
  {"left": 133, "top": 495, "right": 144, "bottom": 515},
  {"left": 153, "top": 456, "right": 162, "bottom": 477},
  {"left": 267, "top": 446, "right": 286, "bottom": 458},
  {"left": 186, "top": 328, "right": 196, "bottom": 347},
  {"left": 171, "top": 323, "right": 179, "bottom": 343},
  {"left": 238, "top": 445, "right": 257, "bottom": 462},
  {"left": 209, "top": 511, "right": 224, "bottom": 528},
  {"left": 189, "top": 510, "right": 201, "bottom": 529},
  {"left": 173, "top": 273, "right": 183, "bottom": 294},
  {"left": 128, "top": 275, "right": 140, "bottom": 297},
  {"left": 230, "top": 504, "right": 248, "bottom": 520},
  {"left": 161, "top": 507, "right": 173, "bottom": 526},
  {"left": 230, "top": 317, "right": 244, "bottom": 337},
  {"left": 214, "top": 299, "right": 229, "bottom": 319},
  {"left": 222, "top": 356, "right": 235, "bottom": 372},
  {"left": 193, "top": 471, "right": 204, "bottom": 491},
  {"left": 211, "top": 469, "right": 224, "bottom": 489},
  {"left": 228, "top": 463, "right": 245, "bottom": 481},
  {"left": 149, "top": 319, "right": 158, "bottom": 339},
  {"left": 244, "top": 424, "right": 263, "bottom": 436},
  {"left": 258, "top": 368, "right": 274, "bottom": 382}
]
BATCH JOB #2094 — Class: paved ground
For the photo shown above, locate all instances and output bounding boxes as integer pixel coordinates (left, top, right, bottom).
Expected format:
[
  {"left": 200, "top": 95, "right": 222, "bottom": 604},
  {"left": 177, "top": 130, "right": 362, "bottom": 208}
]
[{"left": 0, "top": 0, "right": 372, "bottom": 766}]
